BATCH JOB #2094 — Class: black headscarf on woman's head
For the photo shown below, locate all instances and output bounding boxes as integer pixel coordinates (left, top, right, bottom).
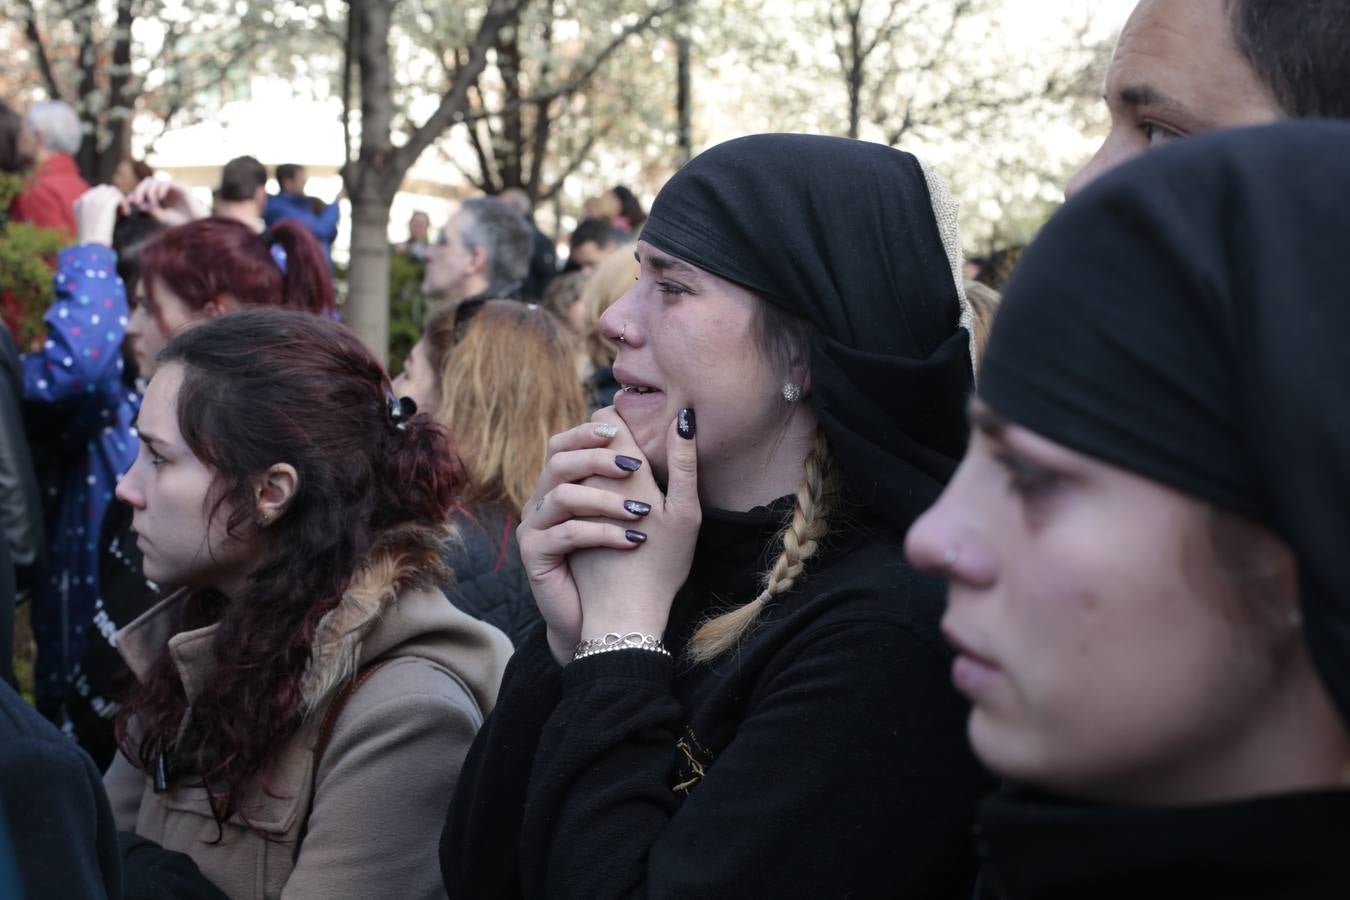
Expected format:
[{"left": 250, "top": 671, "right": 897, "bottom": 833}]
[
  {"left": 979, "top": 121, "right": 1350, "bottom": 726},
  {"left": 641, "top": 134, "right": 975, "bottom": 532}
]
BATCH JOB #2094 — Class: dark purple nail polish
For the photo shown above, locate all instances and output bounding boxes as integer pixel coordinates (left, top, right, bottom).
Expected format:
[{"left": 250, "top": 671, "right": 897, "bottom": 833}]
[
  {"left": 615, "top": 455, "right": 643, "bottom": 472},
  {"left": 625, "top": 529, "right": 648, "bottom": 543},
  {"left": 624, "top": 499, "right": 652, "bottom": 516},
  {"left": 677, "top": 407, "right": 696, "bottom": 439}
]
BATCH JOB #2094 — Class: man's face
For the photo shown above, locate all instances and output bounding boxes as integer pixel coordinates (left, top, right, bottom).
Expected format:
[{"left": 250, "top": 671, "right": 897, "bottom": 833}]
[
  {"left": 570, "top": 239, "right": 613, "bottom": 274},
  {"left": 1066, "top": 0, "right": 1283, "bottom": 198},
  {"left": 423, "top": 211, "right": 482, "bottom": 302},
  {"left": 283, "top": 168, "right": 308, "bottom": 195},
  {"left": 409, "top": 213, "right": 430, "bottom": 243}
]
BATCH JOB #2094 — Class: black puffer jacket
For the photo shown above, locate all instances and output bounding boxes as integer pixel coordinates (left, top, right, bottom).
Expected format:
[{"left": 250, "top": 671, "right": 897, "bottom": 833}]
[{"left": 440, "top": 503, "right": 538, "bottom": 647}]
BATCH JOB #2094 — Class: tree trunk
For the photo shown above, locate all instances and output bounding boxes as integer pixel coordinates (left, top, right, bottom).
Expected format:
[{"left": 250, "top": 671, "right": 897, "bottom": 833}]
[
  {"left": 842, "top": 2, "right": 863, "bottom": 141},
  {"left": 74, "top": 0, "right": 102, "bottom": 181},
  {"left": 675, "top": 0, "right": 692, "bottom": 166},
  {"left": 347, "top": 197, "right": 393, "bottom": 363},
  {"left": 99, "top": 0, "right": 135, "bottom": 183},
  {"left": 344, "top": 0, "right": 398, "bottom": 362},
  {"left": 494, "top": 14, "right": 524, "bottom": 189}
]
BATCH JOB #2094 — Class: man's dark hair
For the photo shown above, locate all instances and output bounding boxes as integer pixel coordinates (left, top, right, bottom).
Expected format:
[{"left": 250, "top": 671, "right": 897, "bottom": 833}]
[
  {"left": 275, "top": 163, "right": 303, "bottom": 189},
  {"left": 112, "top": 211, "right": 164, "bottom": 298},
  {"left": 218, "top": 155, "right": 268, "bottom": 203},
  {"left": 459, "top": 196, "right": 532, "bottom": 295},
  {"left": 569, "top": 217, "right": 625, "bottom": 251},
  {"left": 1229, "top": 0, "right": 1350, "bottom": 118}
]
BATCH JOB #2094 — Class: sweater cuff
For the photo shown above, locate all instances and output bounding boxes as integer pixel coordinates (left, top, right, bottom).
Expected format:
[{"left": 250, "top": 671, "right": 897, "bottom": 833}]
[
  {"left": 563, "top": 647, "right": 675, "bottom": 694},
  {"left": 511, "top": 623, "right": 565, "bottom": 686},
  {"left": 58, "top": 243, "right": 118, "bottom": 271}
]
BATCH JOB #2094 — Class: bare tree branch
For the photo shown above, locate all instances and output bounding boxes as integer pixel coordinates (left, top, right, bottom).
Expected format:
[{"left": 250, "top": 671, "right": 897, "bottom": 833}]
[
  {"left": 19, "top": 0, "right": 65, "bottom": 100},
  {"left": 392, "top": 0, "right": 530, "bottom": 179},
  {"left": 458, "top": 0, "right": 678, "bottom": 125},
  {"left": 435, "top": 139, "right": 491, "bottom": 192},
  {"left": 466, "top": 113, "right": 500, "bottom": 193},
  {"left": 524, "top": 16, "right": 555, "bottom": 195},
  {"left": 538, "top": 118, "right": 615, "bottom": 204}
]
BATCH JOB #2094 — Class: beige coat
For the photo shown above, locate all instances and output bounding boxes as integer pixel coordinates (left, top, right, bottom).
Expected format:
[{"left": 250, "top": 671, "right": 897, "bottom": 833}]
[{"left": 104, "top": 545, "right": 512, "bottom": 900}]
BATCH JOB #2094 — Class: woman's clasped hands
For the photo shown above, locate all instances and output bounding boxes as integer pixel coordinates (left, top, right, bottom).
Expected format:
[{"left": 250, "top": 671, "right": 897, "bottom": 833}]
[{"left": 518, "top": 407, "right": 702, "bottom": 666}]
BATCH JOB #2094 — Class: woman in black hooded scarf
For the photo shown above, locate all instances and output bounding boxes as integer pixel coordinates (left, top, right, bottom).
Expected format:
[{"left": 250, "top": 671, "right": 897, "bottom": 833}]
[
  {"left": 907, "top": 121, "right": 1350, "bottom": 899},
  {"left": 442, "top": 134, "right": 990, "bottom": 896}
]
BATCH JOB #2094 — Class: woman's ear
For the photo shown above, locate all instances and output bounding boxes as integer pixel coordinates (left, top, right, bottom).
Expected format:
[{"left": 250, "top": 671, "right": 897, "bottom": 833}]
[
  {"left": 203, "top": 294, "right": 241, "bottom": 318},
  {"left": 254, "top": 463, "right": 298, "bottom": 527}
]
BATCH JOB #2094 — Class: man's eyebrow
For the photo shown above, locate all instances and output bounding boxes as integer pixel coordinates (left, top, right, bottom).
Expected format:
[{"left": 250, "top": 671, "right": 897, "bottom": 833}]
[{"left": 1114, "top": 83, "right": 1214, "bottom": 130}]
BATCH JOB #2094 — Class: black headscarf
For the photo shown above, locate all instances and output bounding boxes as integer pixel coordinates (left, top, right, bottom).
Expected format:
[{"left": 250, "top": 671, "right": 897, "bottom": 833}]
[
  {"left": 980, "top": 121, "right": 1350, "bottom": 726},
  {"left": 641, "top": 134, "right": 974, "bottom": 532}
]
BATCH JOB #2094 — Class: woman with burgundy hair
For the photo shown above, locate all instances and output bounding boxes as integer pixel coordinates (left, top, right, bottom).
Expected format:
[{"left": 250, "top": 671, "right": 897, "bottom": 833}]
[
  {"left": 125, "top": 214, "right": 335, "bottom": 378},
  {"left": 103, "top": 309, "right": 510, "bottom": 899}
]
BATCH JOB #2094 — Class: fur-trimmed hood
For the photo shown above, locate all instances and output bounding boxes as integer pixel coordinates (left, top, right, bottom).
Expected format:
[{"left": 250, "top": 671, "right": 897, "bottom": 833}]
[
  {"left": 116, "top": 531, "right": 511, "bottom": 725},
  {"left": 300, "top": 527, "right": 509, "bottom": 717}
]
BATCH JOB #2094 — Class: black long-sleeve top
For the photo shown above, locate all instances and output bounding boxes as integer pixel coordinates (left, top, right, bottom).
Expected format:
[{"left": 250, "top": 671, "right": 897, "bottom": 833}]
[
  {"left": 974, "top": 787, "right": 1350, "bottom": 899},
  {"left": 442, "top": 498, "right": 991, "bottom": 898}
]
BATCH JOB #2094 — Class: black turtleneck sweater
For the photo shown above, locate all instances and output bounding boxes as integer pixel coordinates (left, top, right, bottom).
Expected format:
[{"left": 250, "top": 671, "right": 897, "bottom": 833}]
[
  {"left": 975, "top": 788, "right": 1350, "bottom": 900},
  {"left": 441, "top": 499, "right": 991, "bottom": 898}
]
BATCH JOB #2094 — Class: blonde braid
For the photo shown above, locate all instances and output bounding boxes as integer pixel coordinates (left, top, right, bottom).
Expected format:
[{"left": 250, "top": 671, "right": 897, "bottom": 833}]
[{"left": 688, "top": 428, "right": 836, "bottom": 663}]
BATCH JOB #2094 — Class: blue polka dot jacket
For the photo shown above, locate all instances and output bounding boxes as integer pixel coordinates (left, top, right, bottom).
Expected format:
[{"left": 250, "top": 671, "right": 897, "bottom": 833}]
[{"left": 21, "top": 244, "right": 138, "bottom": 716}]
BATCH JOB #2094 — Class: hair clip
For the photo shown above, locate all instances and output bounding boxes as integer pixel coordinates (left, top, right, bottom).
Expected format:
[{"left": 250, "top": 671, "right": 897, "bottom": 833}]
[{"left": 386, "top": 392, "right": 417, "bottom": 432}]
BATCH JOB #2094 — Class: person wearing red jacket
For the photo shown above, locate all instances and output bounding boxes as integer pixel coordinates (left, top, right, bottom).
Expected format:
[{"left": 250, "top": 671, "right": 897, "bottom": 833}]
[{"left": 11, "top": 101, "right": 89, "bottom": 238}]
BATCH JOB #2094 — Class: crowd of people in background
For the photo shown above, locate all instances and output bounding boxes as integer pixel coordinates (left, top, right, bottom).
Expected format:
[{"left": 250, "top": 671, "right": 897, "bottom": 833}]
[{"left": 2, "top": 0, "right": 1350, "bottom": 897}]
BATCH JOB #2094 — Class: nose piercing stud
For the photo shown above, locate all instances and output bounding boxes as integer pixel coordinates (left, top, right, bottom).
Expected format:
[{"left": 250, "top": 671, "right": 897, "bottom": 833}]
[
  {"left": 943, "top": 547, "right": 960, "bottom": 567},
  {"left": 618, "top": 323, "right": 628, "bottom": 344}
]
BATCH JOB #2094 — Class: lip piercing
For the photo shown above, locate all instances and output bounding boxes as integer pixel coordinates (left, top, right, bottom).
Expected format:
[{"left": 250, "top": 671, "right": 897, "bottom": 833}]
[{"left": 618, "top": 323, "right": 628, "bottom": 344}]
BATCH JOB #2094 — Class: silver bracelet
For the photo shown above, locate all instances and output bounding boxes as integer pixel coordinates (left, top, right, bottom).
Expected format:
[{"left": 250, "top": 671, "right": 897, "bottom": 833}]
[{"left": 573, "top": 632, "right": 671, "bottom": 661}]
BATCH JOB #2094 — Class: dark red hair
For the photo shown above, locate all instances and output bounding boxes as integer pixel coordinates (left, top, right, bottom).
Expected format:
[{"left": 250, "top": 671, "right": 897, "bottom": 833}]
[
  {"left": 139, "top": 216, "right": 335, "bottom": 322},
  {"left": 115, "top": 309, "right": 461, "bottom": 832}
]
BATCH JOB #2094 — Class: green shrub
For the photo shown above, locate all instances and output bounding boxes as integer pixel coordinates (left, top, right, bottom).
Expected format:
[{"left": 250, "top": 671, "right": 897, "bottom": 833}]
[
  {"left": 0, "top": 172, "right": 67, "bottom": 347},
  {"left": 387, "top": 251, "right": 427, "bottom": 376}
]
